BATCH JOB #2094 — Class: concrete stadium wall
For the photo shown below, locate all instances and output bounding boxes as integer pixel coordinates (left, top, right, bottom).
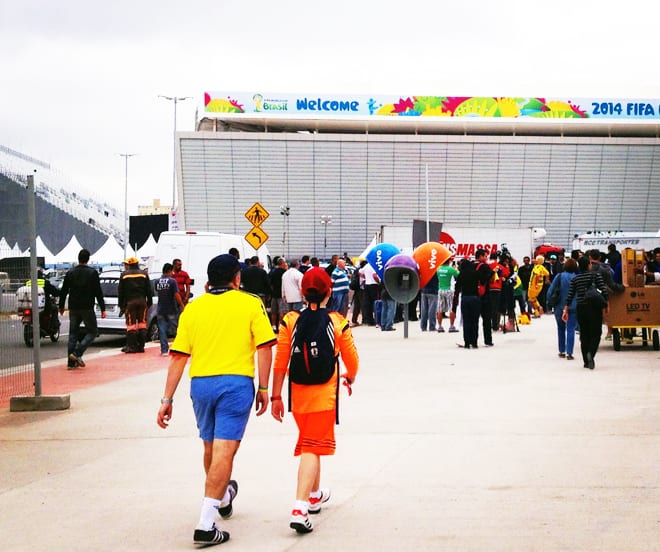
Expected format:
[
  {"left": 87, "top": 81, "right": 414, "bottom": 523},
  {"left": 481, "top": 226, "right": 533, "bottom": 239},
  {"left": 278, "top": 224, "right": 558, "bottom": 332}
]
[{"left": 178, "top": 132, "right": 660, "bottom": 259}]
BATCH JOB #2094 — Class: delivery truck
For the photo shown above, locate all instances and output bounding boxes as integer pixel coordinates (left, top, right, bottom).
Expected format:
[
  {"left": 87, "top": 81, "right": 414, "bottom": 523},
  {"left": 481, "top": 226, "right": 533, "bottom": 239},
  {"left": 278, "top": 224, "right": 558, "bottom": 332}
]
[
  {"left": 149, "top": 231, "right": 271, "bottom": 301},
  {"left": 572, "top": 230, "right": 660, "bottom": 253},
  {"left": 379, "top": 224, "right": 550, "bottom": 262}
]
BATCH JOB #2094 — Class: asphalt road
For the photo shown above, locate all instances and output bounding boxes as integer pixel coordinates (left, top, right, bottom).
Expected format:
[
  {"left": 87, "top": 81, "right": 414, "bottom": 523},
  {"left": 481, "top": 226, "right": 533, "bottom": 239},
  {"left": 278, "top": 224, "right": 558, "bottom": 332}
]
[{"left": 0, "top": 313, "right": 126, "bottom": 370}]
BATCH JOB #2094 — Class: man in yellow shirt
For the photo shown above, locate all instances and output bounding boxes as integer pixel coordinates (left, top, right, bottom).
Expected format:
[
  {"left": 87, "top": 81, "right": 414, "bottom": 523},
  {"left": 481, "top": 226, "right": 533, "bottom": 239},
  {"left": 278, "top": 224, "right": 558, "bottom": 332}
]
[{"left": 157, "top": 254, "right": 276, "bottom": 547}]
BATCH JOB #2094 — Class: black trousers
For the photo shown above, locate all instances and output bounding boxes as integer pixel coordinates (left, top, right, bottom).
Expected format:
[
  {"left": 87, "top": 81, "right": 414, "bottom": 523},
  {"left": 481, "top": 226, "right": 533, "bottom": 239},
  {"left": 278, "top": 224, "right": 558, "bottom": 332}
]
[
  {"left": 480, "top": 295, "right": 493, "bottom": 345},
  {"left": 576, "top": 303, "right": 603, "bottom": 365}
]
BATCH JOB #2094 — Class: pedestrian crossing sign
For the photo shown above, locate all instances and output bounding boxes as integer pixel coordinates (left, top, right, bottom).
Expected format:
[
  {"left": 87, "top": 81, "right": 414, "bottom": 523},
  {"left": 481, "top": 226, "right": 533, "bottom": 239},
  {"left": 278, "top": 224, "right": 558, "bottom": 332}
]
[
  {"left": 245, "top": 226, "right": 269, "bottom": 250},
  {"left": 245, "top": 202, "right": 269, "bottom": 227}
]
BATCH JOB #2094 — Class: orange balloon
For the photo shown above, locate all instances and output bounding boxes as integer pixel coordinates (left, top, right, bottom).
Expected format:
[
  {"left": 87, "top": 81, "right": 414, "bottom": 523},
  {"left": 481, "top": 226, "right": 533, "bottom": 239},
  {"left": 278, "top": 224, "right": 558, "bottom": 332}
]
[{"left": 412, "top": 242, "right": 452, "bottom": 288}]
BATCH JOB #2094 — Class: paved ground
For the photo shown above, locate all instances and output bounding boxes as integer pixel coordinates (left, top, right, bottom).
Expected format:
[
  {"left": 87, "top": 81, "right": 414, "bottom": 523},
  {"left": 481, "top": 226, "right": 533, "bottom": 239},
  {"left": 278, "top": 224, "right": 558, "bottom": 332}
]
[{"left": 0, "top": 314, "right": 658, "bottom": 551}]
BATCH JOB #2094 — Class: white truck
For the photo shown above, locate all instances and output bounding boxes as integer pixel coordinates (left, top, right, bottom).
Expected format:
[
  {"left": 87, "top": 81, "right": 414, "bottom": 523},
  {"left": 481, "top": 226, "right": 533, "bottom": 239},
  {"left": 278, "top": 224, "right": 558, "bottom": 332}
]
[
  {"left": 149, "top": 231, "right": 271, "bottom": 301},
  {"left": 379, "top": 224, "right": 549, "bottom": 262},
  {"left": 572, "top": 230, "right": 660, "bottom": 253}
]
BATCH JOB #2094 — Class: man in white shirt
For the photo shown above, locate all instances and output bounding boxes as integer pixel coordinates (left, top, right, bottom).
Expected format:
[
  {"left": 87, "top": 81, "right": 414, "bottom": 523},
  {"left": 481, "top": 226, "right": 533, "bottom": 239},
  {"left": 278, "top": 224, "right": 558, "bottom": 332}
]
[
  {"left": 282, "top": 259, "right": 304, "bottom": 312},
  {"left": 361, "top": 262, "right": 380, "bottom": 326}
]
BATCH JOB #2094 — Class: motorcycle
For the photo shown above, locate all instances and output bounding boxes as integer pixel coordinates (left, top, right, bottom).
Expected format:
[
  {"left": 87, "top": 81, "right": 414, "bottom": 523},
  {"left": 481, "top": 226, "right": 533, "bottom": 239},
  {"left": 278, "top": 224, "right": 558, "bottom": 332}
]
[{"left": 21, "top": 297, "right": 61, "bottom": 347}]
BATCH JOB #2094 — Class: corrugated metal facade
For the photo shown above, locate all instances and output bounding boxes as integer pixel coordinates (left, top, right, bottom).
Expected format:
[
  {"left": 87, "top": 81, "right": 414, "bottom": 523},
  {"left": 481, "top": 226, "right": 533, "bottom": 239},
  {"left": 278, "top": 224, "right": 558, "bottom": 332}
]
[{"left": 178, "top": 132, "right": 660, "bottom": 259}]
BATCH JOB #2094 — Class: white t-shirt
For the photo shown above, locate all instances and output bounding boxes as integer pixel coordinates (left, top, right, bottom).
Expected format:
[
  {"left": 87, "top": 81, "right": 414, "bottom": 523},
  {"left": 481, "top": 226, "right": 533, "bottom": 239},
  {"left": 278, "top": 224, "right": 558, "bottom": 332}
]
[
  {"left": 281, "top": 267, "right": 303, "bottom": 303},
  {"left": 362, "top": 263, "right": 380, "bottom": 285}
]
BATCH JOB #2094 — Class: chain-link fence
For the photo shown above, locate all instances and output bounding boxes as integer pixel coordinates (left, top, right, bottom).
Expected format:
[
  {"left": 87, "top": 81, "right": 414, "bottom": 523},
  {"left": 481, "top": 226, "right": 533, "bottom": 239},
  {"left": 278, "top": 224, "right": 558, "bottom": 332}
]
[{"left": 0, "top": 175, "right": 42, "bottom": 402}]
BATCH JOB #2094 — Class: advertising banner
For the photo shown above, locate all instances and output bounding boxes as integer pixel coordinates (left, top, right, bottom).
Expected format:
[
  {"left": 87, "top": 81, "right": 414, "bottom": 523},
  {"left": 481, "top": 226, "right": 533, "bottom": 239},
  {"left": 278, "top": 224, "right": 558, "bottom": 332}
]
[{"left": 204, "top": 92, "right": 660, "bottom": 121}]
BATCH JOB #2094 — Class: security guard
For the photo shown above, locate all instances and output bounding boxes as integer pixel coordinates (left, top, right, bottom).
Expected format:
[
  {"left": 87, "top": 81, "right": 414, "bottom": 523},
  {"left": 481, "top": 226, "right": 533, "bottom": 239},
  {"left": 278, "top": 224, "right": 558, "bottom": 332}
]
[{"left": 118, "top": 257, "right": 153, "bottom": 353}]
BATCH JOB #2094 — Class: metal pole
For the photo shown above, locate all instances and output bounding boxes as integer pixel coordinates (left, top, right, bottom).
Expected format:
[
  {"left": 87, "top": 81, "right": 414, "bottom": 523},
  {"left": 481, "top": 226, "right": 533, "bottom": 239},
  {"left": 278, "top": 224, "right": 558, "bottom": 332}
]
[
  {"left": 118, "top": 153, "right": 136, "bottom": 258},
  {"left": 158, "top": 95, "right": 192, "bottom": 209},
  {"left": 425, "top": 163, "right": 430, "bottom": 242},
  {"left": 27, "top": 174, "right": 42, "bottom": 395}
]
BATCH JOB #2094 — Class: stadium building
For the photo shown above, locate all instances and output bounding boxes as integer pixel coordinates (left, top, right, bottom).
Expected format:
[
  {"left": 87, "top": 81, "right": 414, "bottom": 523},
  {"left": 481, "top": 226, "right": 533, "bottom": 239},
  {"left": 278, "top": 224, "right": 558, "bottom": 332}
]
[{"left": 177, "top": 92, "right": 660, "bottom": 258}]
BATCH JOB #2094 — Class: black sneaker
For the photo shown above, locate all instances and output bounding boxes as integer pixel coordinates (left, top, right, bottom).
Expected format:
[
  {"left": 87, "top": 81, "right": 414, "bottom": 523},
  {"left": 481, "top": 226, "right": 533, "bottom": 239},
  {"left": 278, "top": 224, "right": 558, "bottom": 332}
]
[
  {"left": 193, "top": 525, "right": 230, "bottom": 546},
  {"left": 217, "top": 480, "right": 238, "bottom": 519}
]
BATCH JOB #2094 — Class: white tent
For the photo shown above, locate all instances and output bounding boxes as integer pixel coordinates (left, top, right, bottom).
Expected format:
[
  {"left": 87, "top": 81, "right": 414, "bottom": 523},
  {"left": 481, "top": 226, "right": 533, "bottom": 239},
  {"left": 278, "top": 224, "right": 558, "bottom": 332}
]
[
  {"left": 137, "top": 233, "right": 157, "bottom": 259},
  {"left": 34, "top": 236, "right": 55, "bottom": 263},
  {"left": 51, "top": 235, "right": 83, "bottom": 265},
  {"left": 10, "top": 242, "right": 22, "bottom": 256},
  {"left": 90, "top": 235, "right": 124, "bottom": 266},
  {"left": 0, "top": 237, "right": 11, "bottom": 257}
]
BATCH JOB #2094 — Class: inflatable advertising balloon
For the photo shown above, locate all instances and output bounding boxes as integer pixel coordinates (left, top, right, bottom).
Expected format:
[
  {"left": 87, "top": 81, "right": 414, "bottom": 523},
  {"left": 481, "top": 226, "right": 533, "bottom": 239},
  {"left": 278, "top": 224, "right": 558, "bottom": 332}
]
[
  {"left": 365, "top": 242, "right": 400, "bottom": 280},
  {"left": 383, "top": 254, "right": 420, "bottom": 304},
  {"left": 412, "top": 242, "right": 452, "bottom": 289}
]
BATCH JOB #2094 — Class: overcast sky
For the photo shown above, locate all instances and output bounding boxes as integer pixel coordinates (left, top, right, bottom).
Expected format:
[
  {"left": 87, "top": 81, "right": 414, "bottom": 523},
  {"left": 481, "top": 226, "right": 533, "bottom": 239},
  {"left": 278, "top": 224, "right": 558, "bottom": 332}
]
[{"left": 2, "top": 0, "right": 659, "bottom": 214}]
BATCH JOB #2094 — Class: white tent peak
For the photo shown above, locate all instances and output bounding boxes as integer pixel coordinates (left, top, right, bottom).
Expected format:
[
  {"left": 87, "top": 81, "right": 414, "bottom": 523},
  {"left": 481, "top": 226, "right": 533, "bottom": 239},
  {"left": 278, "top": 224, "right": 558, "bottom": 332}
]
[
  {"left": 90, "top": 235, "right": 124, "bottom": 266},
  {"left": 52, "top": 235, "right": 84, "bottom": 265}
]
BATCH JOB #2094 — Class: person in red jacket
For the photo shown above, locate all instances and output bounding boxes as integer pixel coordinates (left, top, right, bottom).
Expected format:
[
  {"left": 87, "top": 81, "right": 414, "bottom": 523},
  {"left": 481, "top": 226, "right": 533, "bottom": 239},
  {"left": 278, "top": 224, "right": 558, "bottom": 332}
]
[{"left": 270, "top": 267, "right": 359, "bottom": 535}]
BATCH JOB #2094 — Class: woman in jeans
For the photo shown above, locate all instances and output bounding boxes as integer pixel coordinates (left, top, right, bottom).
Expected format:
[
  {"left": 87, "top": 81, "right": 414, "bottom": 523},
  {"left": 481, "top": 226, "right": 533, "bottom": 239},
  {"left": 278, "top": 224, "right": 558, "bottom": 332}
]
[
  {"left": 547, "top": 258, "right": 578, "bottom": 359},
  {"left": 563, "top": 256, "right": 608, "bottom": 369}
]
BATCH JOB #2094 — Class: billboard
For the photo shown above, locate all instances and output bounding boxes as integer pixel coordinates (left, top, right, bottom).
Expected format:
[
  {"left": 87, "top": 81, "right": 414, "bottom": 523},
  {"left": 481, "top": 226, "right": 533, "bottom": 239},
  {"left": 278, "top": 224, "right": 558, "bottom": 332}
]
[{"left": 204, "top": 92, "right": 660, "bottom": 121}]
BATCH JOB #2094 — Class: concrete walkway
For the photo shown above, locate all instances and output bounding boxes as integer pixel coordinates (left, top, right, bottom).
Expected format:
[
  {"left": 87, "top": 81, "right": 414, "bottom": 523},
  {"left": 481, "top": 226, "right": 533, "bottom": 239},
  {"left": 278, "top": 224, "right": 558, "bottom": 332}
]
[{"left": 0, "top": 314, "right": 658, "bottom": 551}]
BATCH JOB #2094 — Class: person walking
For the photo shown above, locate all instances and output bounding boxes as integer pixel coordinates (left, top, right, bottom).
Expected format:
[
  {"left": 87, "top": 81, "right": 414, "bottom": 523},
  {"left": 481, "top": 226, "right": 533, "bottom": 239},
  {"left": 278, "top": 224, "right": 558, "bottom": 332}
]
[
  {"left": 58, "top": 248, "right": 106, "bottom": 369},
  {"left": 155, "top": 262, "right": 185, "bottom": 356},
  {"left": 563, "top": 256, "right": 608, "bottom": 369},
  {"left": 528, "top": 255, "right": 550, "bottom": 317},
  {"left": 270, "top": 267, "right": 359, "bottom": 534},
  {"left": 118, "top": 256, "right": 153, "bottom": 353},
  {"left": 547, "top": 258, "right": 578, "bottom": 360},
  {"left": 157, "top": 254, "right": 276, "bottom": 546}
]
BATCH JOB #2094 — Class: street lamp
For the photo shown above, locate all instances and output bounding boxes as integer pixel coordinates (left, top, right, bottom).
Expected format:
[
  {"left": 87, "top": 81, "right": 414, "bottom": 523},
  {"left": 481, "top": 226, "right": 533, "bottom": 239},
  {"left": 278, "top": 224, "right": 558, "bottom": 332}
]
[
  {"left": 158, "top": 95, "right": 192, "bottom": 208},
  {"left": 320, "top": 215, "right": 333, "bottom": 260},
  {"left": 118, "top": 153, "right": 137, "bottom": 258},
  {"left": 280, "top": 205, "right": 290, "bottom": 257}
]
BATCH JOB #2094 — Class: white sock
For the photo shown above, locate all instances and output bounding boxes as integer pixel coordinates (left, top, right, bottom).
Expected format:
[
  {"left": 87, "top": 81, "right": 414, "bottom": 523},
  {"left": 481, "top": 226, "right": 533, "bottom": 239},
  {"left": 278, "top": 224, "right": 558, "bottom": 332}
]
[
  {"left": 197, "top": 497, "right": 221, "bottom": 530},
  {"left": 294, "top": 499, "right": 308, "bottom": 514},
  {"left": 309, "top": 489, "right": 321, "bottom": 499},
  {"left": 219, "top": 486, "right": 231, "bottom": 507}
]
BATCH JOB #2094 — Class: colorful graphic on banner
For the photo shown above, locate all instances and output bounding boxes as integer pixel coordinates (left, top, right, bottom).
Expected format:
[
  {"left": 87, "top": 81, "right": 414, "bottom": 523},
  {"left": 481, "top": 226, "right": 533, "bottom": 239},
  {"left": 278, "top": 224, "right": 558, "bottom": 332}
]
[{"left": 204, "top": 92, "right": 660, "bottom": 121}]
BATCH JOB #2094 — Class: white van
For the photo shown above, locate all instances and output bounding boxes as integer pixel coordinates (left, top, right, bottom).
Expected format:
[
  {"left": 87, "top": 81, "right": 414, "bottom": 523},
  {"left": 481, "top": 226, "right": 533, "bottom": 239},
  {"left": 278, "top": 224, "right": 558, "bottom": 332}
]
[{"left": 149, "top": 231, "right": 271, "bottom": 301}]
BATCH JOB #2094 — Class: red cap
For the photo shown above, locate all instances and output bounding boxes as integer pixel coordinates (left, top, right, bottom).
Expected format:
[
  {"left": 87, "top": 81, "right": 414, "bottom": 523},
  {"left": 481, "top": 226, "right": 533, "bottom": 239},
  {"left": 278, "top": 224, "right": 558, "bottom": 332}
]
[{"left": 301, "top": 267, "right": 332, "bottom": 302}]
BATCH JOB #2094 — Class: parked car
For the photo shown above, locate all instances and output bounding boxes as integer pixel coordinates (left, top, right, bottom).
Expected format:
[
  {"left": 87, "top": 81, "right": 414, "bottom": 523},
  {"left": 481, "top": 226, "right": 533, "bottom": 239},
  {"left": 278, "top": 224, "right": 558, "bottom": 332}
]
[{"left": 94, "top": 270, "right": 160, "bottom": 341}]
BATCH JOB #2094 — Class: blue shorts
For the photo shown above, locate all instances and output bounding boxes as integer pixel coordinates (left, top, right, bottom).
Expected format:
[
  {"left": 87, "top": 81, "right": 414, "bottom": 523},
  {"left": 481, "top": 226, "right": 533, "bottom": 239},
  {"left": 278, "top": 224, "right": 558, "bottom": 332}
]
[{"left": 190, "top": 375, "right": 255, "bottom": 442}]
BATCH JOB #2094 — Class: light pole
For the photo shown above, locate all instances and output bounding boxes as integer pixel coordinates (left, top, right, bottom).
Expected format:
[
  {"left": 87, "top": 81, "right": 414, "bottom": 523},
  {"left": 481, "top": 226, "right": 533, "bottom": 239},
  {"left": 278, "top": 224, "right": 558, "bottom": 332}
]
[
  {"left": 280, "top": 205, "right": 290, "bottom": 257},
  {"left": 320, "top": 215, "right": 333, "bottom": 260},
  {"left": 158, "top": 95, "right": 192, "bottom": 208},
  {"left": 118, "top": 153, "right": 136, "bottom": 258}
]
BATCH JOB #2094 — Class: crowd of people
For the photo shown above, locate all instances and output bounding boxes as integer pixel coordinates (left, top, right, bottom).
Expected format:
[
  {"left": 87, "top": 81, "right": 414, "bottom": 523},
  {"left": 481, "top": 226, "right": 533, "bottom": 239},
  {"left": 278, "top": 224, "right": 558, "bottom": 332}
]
[{"left": 52, "top": 243, "right": 660, "bottom": 547}]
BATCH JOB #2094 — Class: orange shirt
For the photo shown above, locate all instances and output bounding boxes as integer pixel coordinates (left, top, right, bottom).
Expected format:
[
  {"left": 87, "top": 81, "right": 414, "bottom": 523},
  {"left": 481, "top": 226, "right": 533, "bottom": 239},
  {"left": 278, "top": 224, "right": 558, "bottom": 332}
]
[{"left": 274, "top": 308, "right": 359, "bottom": 413}]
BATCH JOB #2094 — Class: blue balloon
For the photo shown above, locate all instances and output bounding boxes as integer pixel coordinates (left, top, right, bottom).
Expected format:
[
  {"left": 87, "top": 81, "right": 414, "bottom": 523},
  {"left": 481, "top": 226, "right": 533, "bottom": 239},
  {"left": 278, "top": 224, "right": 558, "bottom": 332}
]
[{"left": 365, "top": 242, "right": 400, "bottom": 279}]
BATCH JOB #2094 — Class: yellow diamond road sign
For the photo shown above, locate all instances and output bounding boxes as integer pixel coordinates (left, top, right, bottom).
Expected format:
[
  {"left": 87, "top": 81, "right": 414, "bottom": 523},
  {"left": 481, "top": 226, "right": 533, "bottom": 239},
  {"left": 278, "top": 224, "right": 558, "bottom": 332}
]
[
  {"left": 245, "top": 226, "right": 269, "bottom": 250},
  {"left": 245, "top": 202, "right": 269, "bottom": 227}
]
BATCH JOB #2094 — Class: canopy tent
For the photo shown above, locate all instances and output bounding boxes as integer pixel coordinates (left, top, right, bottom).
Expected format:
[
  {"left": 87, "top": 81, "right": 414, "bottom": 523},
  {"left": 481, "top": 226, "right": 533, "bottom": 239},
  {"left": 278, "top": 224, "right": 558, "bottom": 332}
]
[
  {"left": 34, "top": 236, "right": 55, "bottom": 263},
  {"left": 90, "top": 235, "right": 124, "bottom": 266},
  {"left": 136, "top": 233, "right": 157, "bottom": 259},
  {"left": 51, "top": 235, "right": 83, "bottom": 265},
  {"left": 0, "top": 237, "right": 11, "bottom": 257}
]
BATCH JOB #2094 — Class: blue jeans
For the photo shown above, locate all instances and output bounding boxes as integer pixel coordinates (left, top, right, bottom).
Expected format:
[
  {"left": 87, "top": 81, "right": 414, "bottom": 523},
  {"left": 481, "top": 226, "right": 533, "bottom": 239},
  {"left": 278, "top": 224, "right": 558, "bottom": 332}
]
[
  {"left": 157, "top": 314, "right": 179, "bottom": 353},
  {"left": 332, "top": 290, "right": 349, "bottom": 316},
  {"left": 68, "top": 309, "right": 98, "bottom": 358},
  {"left": 554, "top": 308, "right": 577, "bottom": 356},
  {"left": 420, "top": 292, "right": 438, "bottom": 331},
  {"left": 381, "top": 298, "right": 396, "bottom": 330}
]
